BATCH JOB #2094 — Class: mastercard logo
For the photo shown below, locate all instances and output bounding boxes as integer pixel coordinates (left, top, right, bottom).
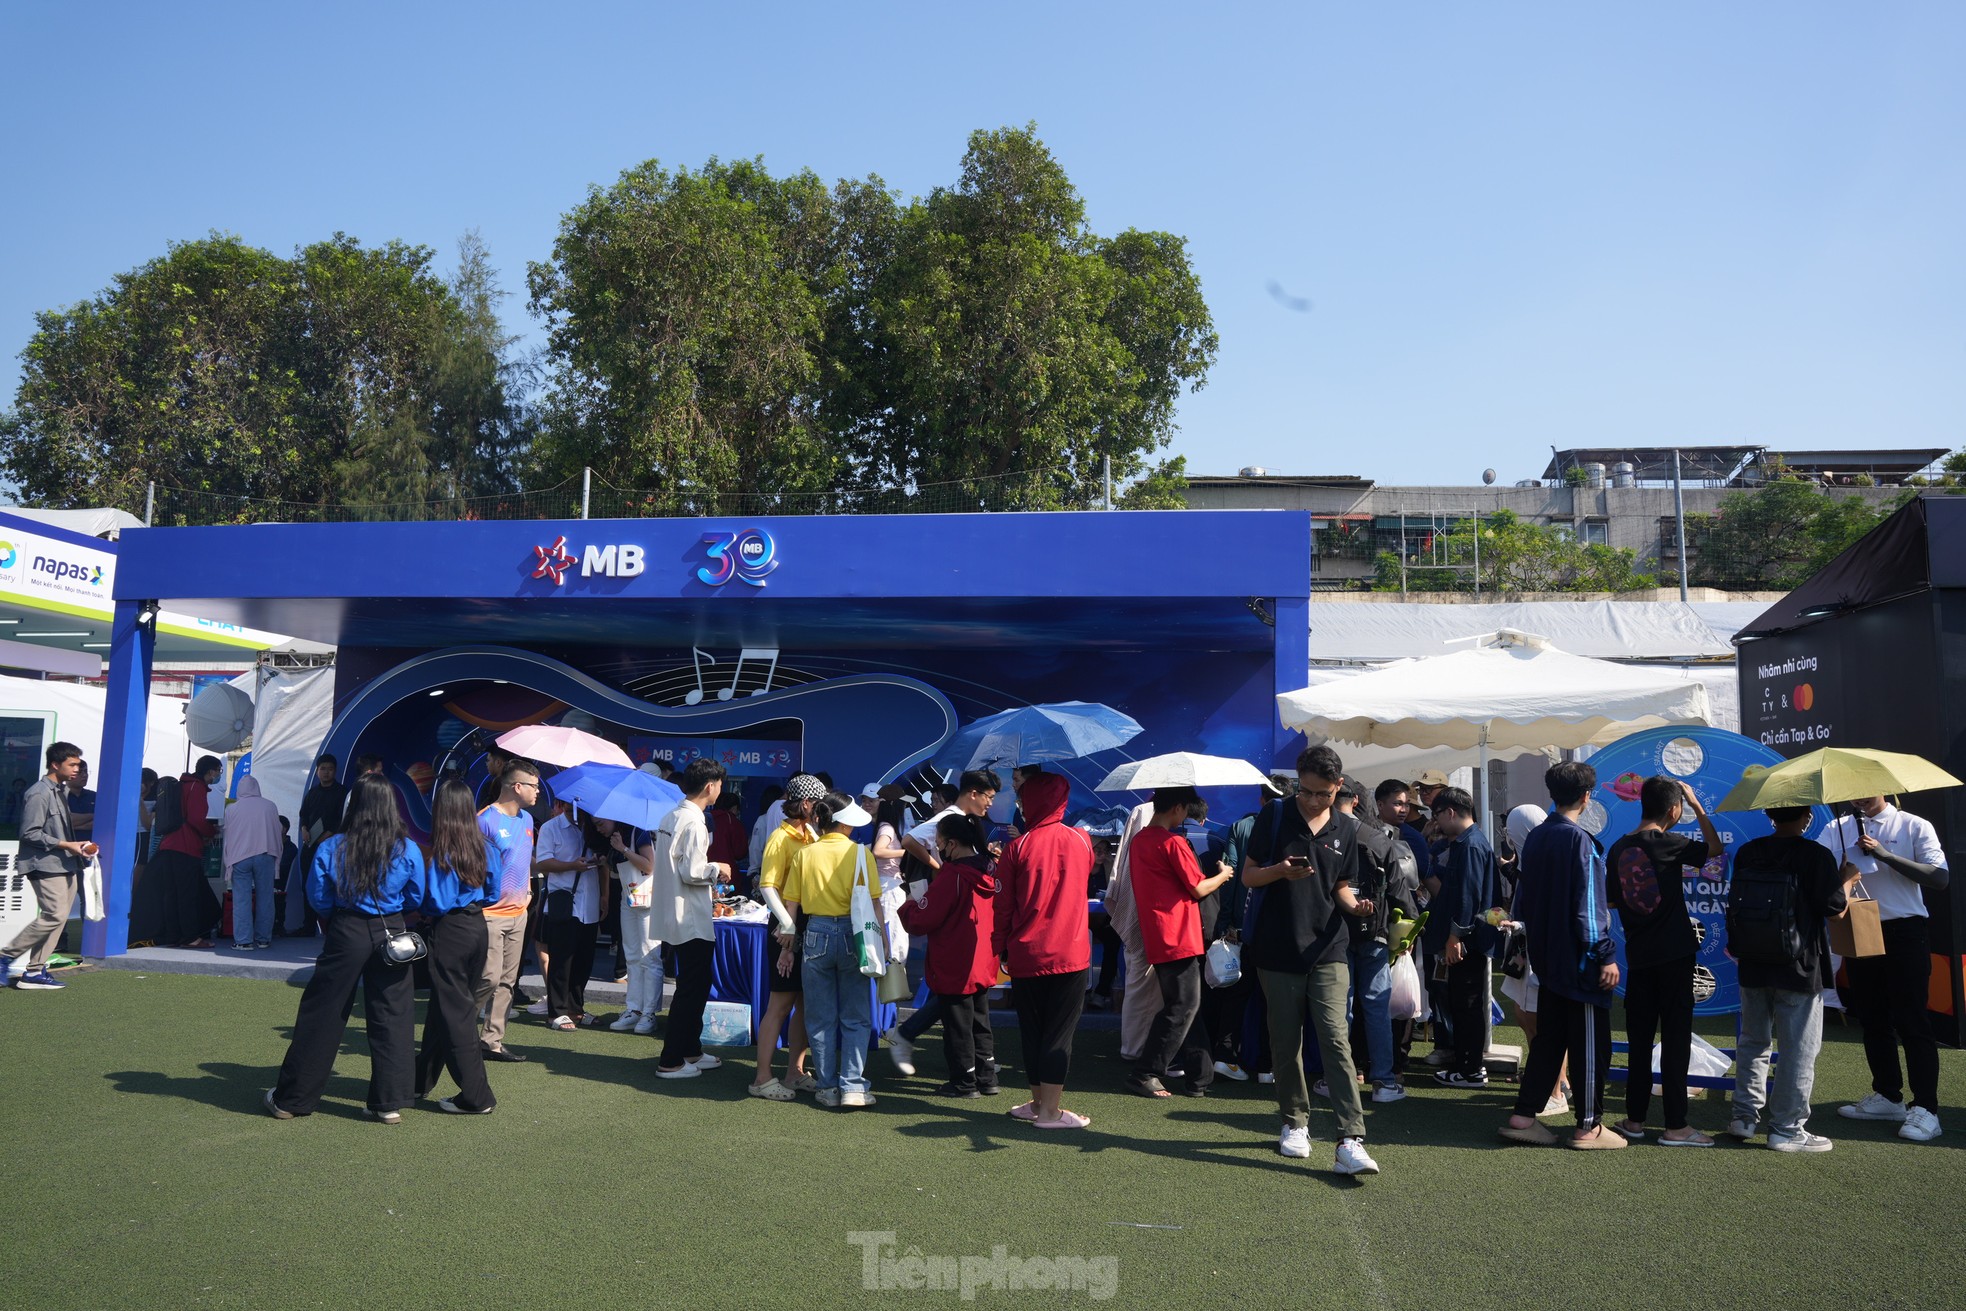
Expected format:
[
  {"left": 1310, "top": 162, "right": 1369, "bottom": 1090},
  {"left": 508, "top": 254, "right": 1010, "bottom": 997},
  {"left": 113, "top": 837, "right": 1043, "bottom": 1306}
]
[{"left": 1794, "top": 683, "right": 1814, "bottom": 711}]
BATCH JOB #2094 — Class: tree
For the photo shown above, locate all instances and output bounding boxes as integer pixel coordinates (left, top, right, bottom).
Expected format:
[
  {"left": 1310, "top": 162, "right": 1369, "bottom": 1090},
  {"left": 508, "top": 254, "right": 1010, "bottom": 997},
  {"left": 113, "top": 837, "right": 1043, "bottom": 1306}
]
[
  {"left": 525, "top": 158, "right": 863, "bottom": 509},
  {"left": 1372, "top": 509, "right": 1657, "bottom": 593},
  {"left": 1, "top": 232, "right": 522, "bottom": 519},
  {"left": 1683, "top": 476, "right": 1906, "bottom": 590},
  {"left": 525, "top": 127, "right": 1215, "bottom": 510}
]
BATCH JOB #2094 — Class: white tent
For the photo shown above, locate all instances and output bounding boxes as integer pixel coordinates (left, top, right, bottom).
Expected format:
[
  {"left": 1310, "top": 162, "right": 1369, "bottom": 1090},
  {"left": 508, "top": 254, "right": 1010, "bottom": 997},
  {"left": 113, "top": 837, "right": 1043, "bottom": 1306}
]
[
  {"left": 1276, "top": 630, "right": 1712, "bottom": 821},
  {"left": 0, "top": 674, "right": 190, "bottom": 782},
  {"left": 1307, "top": 600, "right": 1735, "bottom": 661}
]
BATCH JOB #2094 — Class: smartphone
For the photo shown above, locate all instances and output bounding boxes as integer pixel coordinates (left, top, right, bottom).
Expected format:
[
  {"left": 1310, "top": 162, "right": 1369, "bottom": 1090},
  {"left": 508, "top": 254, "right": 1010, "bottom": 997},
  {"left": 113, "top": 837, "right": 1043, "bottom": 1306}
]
[
  {"left": 908, "top": 879, "right": 929, "bottom": 902},
  {"left": 1285, "top": 855, "right": 1311, "bottom": 868}
]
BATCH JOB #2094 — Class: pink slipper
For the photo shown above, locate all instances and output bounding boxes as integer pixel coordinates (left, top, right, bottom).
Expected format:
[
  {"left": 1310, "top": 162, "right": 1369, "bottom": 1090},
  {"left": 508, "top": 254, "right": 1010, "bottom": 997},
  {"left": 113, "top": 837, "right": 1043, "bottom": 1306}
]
[
  {"left": 1008, "top": 1102, "right": 1039, "bottom": 1121},
  {"left": 1033, "top": 1110, "right": 1091, "bottom": 1130}
]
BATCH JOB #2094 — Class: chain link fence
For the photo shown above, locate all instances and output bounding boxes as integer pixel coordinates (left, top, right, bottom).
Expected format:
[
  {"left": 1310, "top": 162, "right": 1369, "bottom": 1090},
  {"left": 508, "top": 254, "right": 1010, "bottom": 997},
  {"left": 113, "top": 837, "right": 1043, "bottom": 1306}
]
[{"left": 140, "top": 467, "right": 1091, "bottom": 527}]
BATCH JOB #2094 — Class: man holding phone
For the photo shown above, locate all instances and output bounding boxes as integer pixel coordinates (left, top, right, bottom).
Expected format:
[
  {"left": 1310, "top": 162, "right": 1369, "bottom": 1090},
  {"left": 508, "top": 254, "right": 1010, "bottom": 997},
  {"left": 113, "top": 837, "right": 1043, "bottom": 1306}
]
[{"left": 1243, "top": 745, "right": 1379, "bottom": 1176}]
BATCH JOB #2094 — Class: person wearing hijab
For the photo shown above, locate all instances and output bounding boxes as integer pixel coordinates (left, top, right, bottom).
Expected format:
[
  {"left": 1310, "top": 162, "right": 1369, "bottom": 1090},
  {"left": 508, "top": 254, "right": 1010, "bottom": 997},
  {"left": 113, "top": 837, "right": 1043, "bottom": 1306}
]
[
  {"left": 223, "top": 776, "right": 283, "bottom": 951},
  {"left": 265, "top": 775, "right": 428, "bottom": 1124}
]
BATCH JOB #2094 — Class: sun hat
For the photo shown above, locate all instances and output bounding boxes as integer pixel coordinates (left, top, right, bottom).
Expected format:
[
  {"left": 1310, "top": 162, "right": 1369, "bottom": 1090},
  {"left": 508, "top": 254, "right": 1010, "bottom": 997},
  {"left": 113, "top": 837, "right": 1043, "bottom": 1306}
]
[
  {"left": 785, "top": 773, "right": 826, "bottom": 802},
  {"left": 833, "top": 800, "right": 873, "bottom": 827}
]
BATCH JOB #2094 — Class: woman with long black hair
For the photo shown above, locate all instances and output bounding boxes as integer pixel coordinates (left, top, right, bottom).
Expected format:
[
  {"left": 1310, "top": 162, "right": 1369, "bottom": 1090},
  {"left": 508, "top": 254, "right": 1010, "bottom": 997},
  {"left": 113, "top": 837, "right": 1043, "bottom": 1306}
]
[
  {"left": 413, "top": 779, "right": 498, "bottom": 1114},
  {"left": 265, "top": 775, "right": 426, "bottom": 1124}
]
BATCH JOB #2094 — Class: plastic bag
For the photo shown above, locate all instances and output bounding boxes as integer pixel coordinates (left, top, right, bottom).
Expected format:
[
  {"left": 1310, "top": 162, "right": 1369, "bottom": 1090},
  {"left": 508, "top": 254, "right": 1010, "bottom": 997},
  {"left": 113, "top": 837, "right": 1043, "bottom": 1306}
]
[
  {"left": 1388, "top": 952, "right": 1424, "bottom": 1020},
  {"left": 1651, "top": 1032, "right": 1731, "bottom": 1091},
  {"left": 1204, "top": 937, "right": 1242, "bottom": 988}
]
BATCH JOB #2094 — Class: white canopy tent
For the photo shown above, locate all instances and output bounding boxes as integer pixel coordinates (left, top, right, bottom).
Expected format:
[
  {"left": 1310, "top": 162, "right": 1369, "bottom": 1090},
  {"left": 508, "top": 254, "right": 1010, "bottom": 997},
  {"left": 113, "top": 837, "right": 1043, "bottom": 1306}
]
[
  {"left": 1306, "top": 600, "right": 1737, "bottom": 661},
  {"left": 1276, "top": 630, "right": 1713, "bottom": 822}
]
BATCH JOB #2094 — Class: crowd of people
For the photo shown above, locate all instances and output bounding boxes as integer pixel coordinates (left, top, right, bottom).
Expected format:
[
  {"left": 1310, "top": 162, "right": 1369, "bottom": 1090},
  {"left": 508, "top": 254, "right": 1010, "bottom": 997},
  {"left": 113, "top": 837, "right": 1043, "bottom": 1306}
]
[{"left": 5, "top": 733, "right": 1947, "bottom": 1172}]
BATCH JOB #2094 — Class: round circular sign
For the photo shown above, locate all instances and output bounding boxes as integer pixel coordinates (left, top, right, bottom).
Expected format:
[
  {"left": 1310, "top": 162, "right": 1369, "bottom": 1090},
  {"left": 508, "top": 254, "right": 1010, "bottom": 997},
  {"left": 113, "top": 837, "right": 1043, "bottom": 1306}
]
[{"left": 1585, "top": 726, "right": 1832, "bottom": 1016}]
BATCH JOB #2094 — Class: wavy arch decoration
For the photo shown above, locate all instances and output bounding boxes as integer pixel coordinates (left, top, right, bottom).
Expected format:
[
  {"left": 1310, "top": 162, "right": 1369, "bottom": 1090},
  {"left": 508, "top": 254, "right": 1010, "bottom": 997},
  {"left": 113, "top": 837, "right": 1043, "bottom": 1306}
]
[{"left": 317, "top": 645, "right": 959, "bottom": 831}]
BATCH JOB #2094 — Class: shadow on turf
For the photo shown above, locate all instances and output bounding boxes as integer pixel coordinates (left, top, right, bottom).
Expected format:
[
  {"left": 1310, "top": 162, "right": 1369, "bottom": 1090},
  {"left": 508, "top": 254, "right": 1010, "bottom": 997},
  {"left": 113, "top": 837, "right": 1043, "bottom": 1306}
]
[{"left": 104, "top": 1063, "right": 376, "bottom": 1119}]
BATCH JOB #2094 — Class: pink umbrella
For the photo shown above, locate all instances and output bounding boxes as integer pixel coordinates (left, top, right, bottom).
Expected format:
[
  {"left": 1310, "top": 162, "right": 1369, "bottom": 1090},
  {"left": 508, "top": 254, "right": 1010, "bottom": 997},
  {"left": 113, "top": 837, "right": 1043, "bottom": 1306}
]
[{"left": 495, "top": 724, "right": 633, "bottom": 769}]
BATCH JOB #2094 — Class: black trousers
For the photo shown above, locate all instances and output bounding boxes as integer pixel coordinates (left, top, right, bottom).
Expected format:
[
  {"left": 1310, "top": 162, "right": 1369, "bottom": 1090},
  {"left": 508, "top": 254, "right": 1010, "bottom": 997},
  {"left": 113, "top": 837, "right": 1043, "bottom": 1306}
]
[
  {"left": 1011, "top": 968, "right": 1086, "bottom": 1087},
  {"left": 1136, "top": 955, "right": 1212, "bottom": 1092},
  {"left": 1512, "top": 989, "right": 1613, "bottom": 1129},
  {"left": 543, "top": 916, "right": 598, "bottom": 1019},
  {"left": 1201, "top": 964, "right": 1255, "bottom": 1066},
  {"left": 1445, "top": 953, "right": 1490, "bottom": 1074},
  {"left": 940, "top": 989, "right": 998, "bottom": 1091},
  {"left": 660, "top": 937, "right": 715, "bottom": 1066},
  {"left": 414, "top": 908, "right": 496, "bottom": 1111},
  {"left": 1624, "top": 955, "right": 1696, "bottom": 1128},
  {"left": 272, "top": 911, "right": 415, "bottom": 1114},
  {"left": 1847, "top": 916, "right": 1941, "bottom": 1112}
]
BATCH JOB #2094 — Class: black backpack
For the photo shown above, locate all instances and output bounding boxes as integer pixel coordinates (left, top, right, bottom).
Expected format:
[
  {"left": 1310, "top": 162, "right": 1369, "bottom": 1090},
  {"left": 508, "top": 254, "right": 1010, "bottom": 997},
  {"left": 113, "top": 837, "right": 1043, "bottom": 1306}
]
[
  {"left": 152, "top": 777, "right": 185, "bottom": 837},
  {"left": 1726, "top": 857, "right": 1801, "bottom": 965}
]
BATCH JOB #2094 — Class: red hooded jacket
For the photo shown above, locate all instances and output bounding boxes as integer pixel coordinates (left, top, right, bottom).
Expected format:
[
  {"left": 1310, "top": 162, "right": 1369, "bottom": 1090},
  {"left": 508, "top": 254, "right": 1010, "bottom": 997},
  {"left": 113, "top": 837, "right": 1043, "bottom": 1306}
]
[
  {"left": 990, "top": 773, "right": 1092, "bottom": 977},
  {"left": 898, "top": 854, "right": 999, "bottom": 995}
]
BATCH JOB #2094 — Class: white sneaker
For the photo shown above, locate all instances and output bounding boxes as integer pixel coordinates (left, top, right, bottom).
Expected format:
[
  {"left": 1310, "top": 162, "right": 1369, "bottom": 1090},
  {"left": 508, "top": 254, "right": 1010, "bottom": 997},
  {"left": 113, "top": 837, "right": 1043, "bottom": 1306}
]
[
  {"left": 1723, "top": 1117, "right": 1757, "bottom": 1140},
  {"left": 840, "top": 1089, "right": 876, "bottom": 1108},
  {"left": 609, "top": 1010, "right": 643, "bottom": 1032},
  {"left": 525, "top": 998, "right": 550, "bottom": 1017},
  {"left": 1899, "top": 1107, "right": 1943, "bottom": 1142},
  {"left": 1372, "top": 1083, "right": 1407, "bottom": 1104},
  {"left": 1212, "top": 1061, "right": 1249, "bottom": 1082},
  {"left": 633, "top": 1016, "right": 655, "bottom": 1035},
  {"left": 1257, "top": 1071, "right": 1276, "bottom": 1085},
  {"left": 1542, "top": 1095, "right": 1570, "bottom": 1118},
  {"left": 1333, "top": 1138, "right": 1380, "bottom": 1175},
  {"left": 884, "top": 1026, "right": 916, "bottom": 1077},
  {"left": 1278, "top": 1124, "right": 1311, "bottom": 1159},
  {"left": 1768, "top": 1129, "right": 1833, "bottom": 1153},
  {"left": 1839, "top": 1092, "right": 1908, "bottom": 1122}
]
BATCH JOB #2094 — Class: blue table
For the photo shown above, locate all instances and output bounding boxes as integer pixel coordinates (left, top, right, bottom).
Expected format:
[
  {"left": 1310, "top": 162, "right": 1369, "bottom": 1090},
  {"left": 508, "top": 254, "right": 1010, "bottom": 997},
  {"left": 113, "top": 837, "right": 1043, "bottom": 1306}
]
[{"left": 710, "top": 918, "right": 895, "bottom": 1044}]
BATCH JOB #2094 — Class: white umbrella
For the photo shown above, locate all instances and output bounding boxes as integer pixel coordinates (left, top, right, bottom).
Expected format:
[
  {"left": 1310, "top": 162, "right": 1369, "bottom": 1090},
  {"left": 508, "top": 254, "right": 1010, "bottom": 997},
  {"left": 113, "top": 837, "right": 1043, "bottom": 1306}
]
[
  {"left": 1275, "top": 629, "right": 1711, "bottom": 822},
  {"left": 1095, "top": 752, "right": 1272, "bottom": 792}
]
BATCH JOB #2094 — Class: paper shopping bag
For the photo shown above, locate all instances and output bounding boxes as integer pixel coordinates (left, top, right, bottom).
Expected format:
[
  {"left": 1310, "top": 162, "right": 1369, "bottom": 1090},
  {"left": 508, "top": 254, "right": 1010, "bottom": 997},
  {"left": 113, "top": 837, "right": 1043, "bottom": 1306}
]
[{"left": 1829, "top": 881, "right": 1885, "bottom": 958}]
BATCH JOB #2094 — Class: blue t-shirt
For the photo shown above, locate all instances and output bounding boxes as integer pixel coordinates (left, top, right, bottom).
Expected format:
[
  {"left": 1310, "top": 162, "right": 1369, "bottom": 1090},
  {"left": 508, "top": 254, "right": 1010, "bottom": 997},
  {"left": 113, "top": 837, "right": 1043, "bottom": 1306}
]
[
  {"left": 478, "top": 805, "right": 535, "bottom": 915},
  {"left": 305, "top": 835, "right": 426, "bottom": 917}
]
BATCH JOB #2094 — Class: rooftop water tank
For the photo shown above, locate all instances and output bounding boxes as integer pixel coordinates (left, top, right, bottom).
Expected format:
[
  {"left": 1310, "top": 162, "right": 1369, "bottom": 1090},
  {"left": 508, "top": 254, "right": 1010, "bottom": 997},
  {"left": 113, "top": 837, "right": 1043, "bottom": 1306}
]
[
  {"left": 1238, "top": 466, "right": 1271, "bottom": 477},
  {"left": 1583, "top": 462, "right": 1607, "bottom": 488},
  {"left": 1611, "top": 461, "right": 1637, "bottom": 488}
]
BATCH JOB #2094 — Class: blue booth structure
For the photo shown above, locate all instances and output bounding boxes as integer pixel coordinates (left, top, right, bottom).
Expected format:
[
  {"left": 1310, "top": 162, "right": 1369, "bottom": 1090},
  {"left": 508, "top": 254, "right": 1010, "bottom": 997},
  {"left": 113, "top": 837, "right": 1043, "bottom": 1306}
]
[{"left": 84, "top": 510, "right": 1313, "bottom": 957}]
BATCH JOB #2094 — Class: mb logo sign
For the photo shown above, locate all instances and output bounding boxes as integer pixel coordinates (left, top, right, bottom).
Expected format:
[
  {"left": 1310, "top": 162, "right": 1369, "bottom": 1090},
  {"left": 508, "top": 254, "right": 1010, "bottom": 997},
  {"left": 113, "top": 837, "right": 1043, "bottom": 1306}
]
[{"left": 529, "top": 536, "right": 645, "bottom": 586}]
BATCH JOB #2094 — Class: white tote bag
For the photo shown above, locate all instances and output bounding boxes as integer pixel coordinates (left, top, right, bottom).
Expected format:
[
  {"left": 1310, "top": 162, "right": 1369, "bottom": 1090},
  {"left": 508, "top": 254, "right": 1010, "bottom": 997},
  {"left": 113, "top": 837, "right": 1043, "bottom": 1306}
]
[
  {"left": 618, "top": 858, "right": 652, "bottom": 910},
  {"left": 849, "top": 847, "right": 887, "bottom": 976}
]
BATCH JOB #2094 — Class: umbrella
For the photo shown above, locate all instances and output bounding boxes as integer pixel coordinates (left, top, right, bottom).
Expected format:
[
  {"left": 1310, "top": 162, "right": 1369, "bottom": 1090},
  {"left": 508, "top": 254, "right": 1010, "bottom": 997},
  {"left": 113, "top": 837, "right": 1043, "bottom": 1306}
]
[
  {"left": 497, "top": 723, "right": 633, "bottom": 769},
  {"left": 934, "top": 701, "right": 1142, "bottom": 772},
  {"left": 1275, "top": 629, "right": 1711, "bottom": 823},
  {"left": 1715, "top": 748, "right": 1963, "bottom": 812},
  {"left": 550, "top": 763, "right": 684, "bottom": 830},
  {"left": 1068, "top": 804, "right": 1135, "bottom": 838},
  {"left": 1095, "top": 752, "right": 1272, "bottom": 792}
]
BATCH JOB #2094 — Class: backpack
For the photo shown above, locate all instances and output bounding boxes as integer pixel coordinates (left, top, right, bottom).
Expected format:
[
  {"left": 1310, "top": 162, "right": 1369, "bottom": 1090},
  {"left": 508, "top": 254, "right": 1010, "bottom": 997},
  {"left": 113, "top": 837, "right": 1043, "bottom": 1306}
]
[
  {"left": 152, "top": 777, "right": 185, "bottom": 837},
  {"left": 1726, "top": 856, "right": 1801, "bottom": 965}
]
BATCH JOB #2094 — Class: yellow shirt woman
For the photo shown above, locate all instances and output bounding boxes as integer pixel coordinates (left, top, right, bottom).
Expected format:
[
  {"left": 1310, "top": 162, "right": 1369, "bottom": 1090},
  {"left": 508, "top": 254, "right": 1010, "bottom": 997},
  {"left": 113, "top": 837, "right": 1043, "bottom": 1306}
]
[{"left": 783, "top": 831, "right": 867, "bottom": 918}]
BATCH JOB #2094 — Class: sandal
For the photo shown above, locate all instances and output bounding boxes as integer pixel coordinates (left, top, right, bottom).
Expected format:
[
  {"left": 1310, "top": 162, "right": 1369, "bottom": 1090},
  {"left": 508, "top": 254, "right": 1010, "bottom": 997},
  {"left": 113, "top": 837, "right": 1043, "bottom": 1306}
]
[
  {"left": 1498, "top": 1119, "right": 1559, "bottom": 1146},
  {"left": 1126, "top": 1076, "right": 1171, "bottom": 1099},
  {"left": 1033, "top": 1109, "right": 1091, "bottom": 1130},
  {"left": 1614, "top": 1119, "right": 1648, "bottom": 1140},
  {"left": 748, "top": 1079, "right": 796, "bottom": 1102},
  {"left": 1659, "top": 1129, "right": 1715, "bottom": 1147},
  {"left": 1008, "top": 1102, "right": 1039, "bottom": 1121},
  {"left": 790, "top": 1073, "right": 818, "bottom": 1093}
]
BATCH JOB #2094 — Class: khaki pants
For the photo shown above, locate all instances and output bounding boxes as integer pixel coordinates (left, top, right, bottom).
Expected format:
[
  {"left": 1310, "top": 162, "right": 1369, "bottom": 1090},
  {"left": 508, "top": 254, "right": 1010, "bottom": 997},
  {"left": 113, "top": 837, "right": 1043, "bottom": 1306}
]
[
  {"left": 6, "top": 872, "right": 77, "bottom": 971},
  {"left": 1260, "top": 961, "right": 1366, "bottom": 1140},
  {"left": 476, "top": 914, "right": 527, "bottom": 1050}
]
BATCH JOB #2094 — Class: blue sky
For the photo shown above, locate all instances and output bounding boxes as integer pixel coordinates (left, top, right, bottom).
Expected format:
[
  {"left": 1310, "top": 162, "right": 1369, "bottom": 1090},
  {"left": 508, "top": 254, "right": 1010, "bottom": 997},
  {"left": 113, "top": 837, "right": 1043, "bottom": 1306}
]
[{"left": 2, "top": 2, "right": 1960, "bottom": 484}]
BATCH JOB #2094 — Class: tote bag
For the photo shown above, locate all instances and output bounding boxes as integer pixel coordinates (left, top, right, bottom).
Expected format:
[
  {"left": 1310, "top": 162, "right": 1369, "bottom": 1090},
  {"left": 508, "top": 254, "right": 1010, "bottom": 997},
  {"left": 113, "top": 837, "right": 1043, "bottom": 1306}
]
[{"left": 850, "top": 847, "right": 888, "bottom": 976}]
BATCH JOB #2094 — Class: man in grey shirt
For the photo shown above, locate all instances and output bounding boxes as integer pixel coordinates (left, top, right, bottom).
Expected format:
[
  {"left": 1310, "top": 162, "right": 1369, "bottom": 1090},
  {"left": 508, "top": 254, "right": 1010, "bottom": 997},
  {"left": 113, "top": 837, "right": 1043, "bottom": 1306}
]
[{"left": 3, "top": 741, "right": 93, "bottom": 990}]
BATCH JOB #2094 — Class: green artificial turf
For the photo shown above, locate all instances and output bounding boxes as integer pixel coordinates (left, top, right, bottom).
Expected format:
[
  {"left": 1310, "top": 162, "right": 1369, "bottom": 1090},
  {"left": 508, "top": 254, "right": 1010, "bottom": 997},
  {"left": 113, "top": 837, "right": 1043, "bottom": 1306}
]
[{"left": 3, "top": 969, "right": 1964, "bottom": 1310}]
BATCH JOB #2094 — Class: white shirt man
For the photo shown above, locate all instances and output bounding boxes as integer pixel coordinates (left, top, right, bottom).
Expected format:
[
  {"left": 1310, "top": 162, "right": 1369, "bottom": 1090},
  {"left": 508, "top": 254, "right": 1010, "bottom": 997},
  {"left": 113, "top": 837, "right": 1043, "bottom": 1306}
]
[
  {"left": 1815, "top": 802, "right": 1947, "bottom": 922},
  {"left": 650, "top": 761, "right": 729, "bottom": 1079}
]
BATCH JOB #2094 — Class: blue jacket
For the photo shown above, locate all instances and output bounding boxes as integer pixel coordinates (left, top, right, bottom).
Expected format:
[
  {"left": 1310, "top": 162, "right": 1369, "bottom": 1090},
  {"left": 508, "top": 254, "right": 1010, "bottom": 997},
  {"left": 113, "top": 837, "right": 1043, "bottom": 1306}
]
[
  {"left": 1516, "top": 813, "right": 1614, "bottom": 1005},
  {"left": 420, "top": 839, "right": 500, "bottom": 916},
  {"left": 1423, "top": 823, "right": 1499, "bottom": 954},
  {"left": 307, "top": 835, "right": 427, "bottom": 917}
]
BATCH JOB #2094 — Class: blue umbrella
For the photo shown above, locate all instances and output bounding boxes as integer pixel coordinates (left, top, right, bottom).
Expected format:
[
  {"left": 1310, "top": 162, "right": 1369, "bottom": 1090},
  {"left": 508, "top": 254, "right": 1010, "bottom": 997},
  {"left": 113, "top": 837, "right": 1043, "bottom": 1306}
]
[
  {"left": 551, "top": 763, "right": 685, "bottom": 830},
  {"left": 934, "top": 701, "right": 1143, "bottom": 773}
]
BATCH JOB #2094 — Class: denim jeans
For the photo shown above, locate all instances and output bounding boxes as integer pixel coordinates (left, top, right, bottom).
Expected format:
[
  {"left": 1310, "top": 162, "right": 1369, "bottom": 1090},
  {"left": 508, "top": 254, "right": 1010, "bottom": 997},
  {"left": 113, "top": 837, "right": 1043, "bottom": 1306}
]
[
  {"left": 230, "top": 853, "right": 277, "bottom": 946},
  {"left": 801, "top": 915, "right": 872, "bottom": 1094},
  {"left": 1733, "top": 986, "right": 1824, "bottom": 1137},
  {"left": 1346, "top": 937, "right": 1394, "bottom": 1085}
]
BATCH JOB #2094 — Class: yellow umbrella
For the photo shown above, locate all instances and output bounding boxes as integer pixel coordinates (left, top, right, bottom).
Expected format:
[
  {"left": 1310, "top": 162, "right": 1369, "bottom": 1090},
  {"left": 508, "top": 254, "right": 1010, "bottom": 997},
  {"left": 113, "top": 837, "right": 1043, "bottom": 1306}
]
[{"left": 1715, "top": 747, "right": 1962, "bottom": 812}]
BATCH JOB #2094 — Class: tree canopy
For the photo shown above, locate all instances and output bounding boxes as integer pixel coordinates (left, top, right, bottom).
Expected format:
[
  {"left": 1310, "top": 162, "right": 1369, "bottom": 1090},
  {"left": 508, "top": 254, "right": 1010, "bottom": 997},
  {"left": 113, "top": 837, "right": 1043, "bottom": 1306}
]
[
  {"left": 1372, "top": 509, "right": 1659, "bottom": 594},
  {"left": 0, "top": 232, "right": 526, "bottom": 520},
  {"left": 1683, "top": 476, "right": 1908, "bottom": 590}
]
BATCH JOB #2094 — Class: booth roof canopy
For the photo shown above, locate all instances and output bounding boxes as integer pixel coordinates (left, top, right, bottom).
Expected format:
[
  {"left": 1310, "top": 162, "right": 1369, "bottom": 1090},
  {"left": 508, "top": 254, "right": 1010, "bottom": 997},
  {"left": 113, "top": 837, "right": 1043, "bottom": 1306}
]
[
  {"left": 112, "top": 510, "right": 1314, "bottom": 650},
  {"left": 1307, "top": 600, "right": 1739, "bottom": 662},
  {"left": 1740, "top": 494, "right": 1966, "bottom": 639}
]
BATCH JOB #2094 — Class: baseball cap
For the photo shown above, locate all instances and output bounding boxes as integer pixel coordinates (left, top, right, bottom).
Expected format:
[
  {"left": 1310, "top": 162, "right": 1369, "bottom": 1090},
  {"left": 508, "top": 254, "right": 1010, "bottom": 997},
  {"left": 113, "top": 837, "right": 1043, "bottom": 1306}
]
[
  {"left": 1415, "top": 769, "right": 1450, "bottom": 788},
  {"left": 860, "top": 781, "right": 884, "bottom": 800}
]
